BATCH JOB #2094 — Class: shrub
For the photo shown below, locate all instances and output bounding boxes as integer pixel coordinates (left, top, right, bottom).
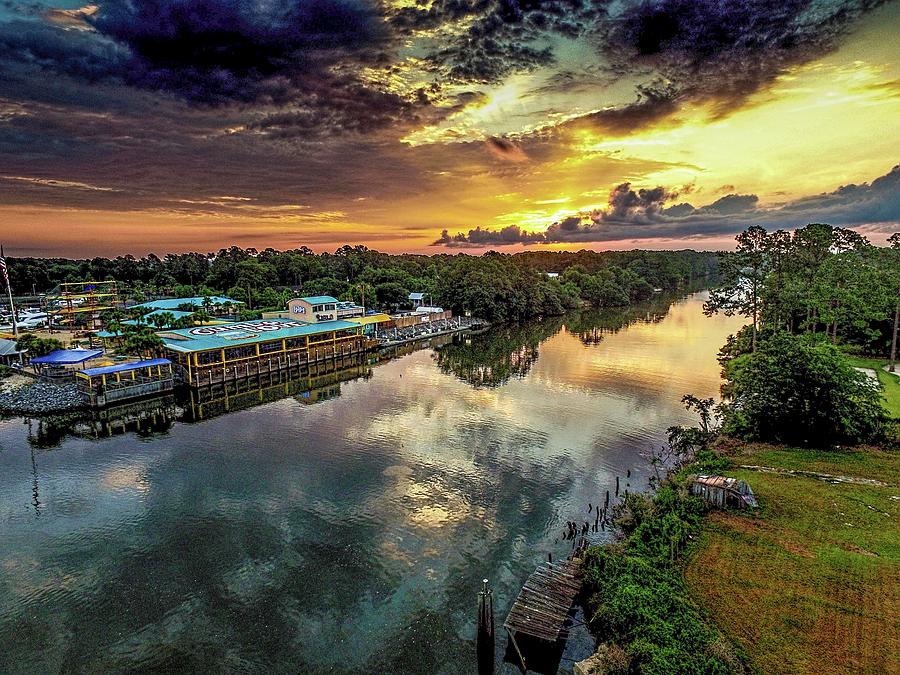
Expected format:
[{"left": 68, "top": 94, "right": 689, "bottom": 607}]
[
  {"left": 582, "top": 484, "right": 741, "bottom": 673},
  {"left": 721, "top": 332, "right": 886, "bottom": 445}
]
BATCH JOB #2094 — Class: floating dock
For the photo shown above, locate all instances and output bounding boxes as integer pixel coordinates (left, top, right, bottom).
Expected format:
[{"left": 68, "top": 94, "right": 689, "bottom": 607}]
[{"left": 76, "top": 358, "right": 174, "bottom": 407}]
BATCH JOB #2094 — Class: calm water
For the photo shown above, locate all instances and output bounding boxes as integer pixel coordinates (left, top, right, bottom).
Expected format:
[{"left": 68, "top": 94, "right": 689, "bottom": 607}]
[{"left": 0, "top": 292, "right": 744, "bottom": 674}]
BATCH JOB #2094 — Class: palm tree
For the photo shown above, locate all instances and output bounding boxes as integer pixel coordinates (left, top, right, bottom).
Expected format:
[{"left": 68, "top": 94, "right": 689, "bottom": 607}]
[
  {"left": 154, "top": 311, "right": 177, "bottom": 329},
  {"left": 102, "top": 308, "right": 124, "bottom": 337},
  {"left": 194, "top": 309, "right": 211, "bottom": 326},
  {"left": 127, "top": 306, "right": 150, "bottom": 323},
  {"left": 147, "top": 313, "right": 169, "bottom": 330}
]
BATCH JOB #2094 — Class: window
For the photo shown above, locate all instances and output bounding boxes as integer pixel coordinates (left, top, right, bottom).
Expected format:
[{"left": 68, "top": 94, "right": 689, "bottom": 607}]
[
  {"left": 258, "top": 340, "right": 282, "bottom": 354},
  {"left": 224, "top": 345, "right": 256, "bottom": 361},
  {"left": 285, "top": 337, "right": 307, "bottom": 350},
  {"left": 196, "top": 350, "right": 222, "bottom": 365}
]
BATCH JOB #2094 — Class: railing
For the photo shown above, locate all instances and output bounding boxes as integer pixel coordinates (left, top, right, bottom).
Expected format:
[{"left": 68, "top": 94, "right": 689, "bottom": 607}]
[
  {"left": 90, "top": 378, "right": 175, "bottom": 407},
  {"left": 186, "top": 338, "right": 375, "bottom": 387}
]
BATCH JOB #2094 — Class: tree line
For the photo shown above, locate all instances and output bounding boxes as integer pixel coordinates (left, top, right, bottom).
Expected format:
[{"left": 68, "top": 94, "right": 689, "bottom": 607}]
[
  {"left": 5, "top": 246, "right": 717, "bottom": 322},
  {"left": 704, "top": 224, "right": 899, "bottom": 445}
]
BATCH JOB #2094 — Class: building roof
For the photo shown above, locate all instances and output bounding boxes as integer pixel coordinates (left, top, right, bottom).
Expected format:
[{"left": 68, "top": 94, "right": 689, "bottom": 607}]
[
  {"left": 30, "top": 348, "right": 103, "bottom": 364},
  {"left": 408, "top": 292, "right": 425, "bottom": 300},
  {"left": 78, "top": 358, "right": 172, "bottom": 378},
  {"left": 0, "top": 338, "right": 24, "bottom": 357},
  {"left": 158, "top": 318, "right": 360, "bottom": 353},
  {"left": 132, "top": 296, "right": 242, "bottom": 311},
  {"left": 298, "top": 295, "right": 338, "bottom": 305},
  {"left": 346, "top": 313, "right": 391, "bottom": 326}
]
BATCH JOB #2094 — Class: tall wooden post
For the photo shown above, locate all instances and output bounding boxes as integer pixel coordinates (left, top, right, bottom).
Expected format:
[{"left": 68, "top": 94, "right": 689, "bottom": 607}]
[{"left": 476, "top": 578, "right": 494, "bottom": 674}]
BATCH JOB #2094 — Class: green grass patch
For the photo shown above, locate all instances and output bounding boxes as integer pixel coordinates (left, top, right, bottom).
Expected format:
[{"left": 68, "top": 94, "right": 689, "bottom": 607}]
[
  {"left": 846, "top": 356, "right": 900, "bottom": 419},
  {"left": 686, "top": 445, "right": 899, "bottom": 674},
  {"left": 737, "top": 445, "right": 899, "bottom": 485}
]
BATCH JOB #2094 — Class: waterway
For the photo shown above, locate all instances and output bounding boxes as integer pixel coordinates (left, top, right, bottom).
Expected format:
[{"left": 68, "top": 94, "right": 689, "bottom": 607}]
[{"left": 0, "top": 291, "right": 745, "bottom": 674}]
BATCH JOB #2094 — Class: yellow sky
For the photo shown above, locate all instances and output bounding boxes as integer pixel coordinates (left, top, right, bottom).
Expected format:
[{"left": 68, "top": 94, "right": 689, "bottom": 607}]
[{"left": 1, "top": 2, "right": 898, "bottom": 255}]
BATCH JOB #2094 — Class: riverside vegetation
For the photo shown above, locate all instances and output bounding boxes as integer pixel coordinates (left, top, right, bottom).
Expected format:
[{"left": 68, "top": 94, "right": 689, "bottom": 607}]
[
  {"left": 6, "top": 247, "right": 716, "bottom": 322},
  {"left": 580, "top": 224, "right": 899, "bottom": 674}
]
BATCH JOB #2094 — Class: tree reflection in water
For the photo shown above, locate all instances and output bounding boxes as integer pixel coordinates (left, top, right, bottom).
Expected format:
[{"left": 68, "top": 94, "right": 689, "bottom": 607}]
[
  {"left": 433, "top": 317, "right": 564, "bottom": 388},
  {"left": 566, "top": 291, "right": 689, "bottom": 347},
  {"left": 434, "top": 289, "right": 701, "bottom": 387}
]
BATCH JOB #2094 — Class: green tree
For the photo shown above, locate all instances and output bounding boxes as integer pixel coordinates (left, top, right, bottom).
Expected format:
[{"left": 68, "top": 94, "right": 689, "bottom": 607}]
[
  {"left": 721, "top": 332, "right": 885, "bottom": 445},
  {"left": 887, "top": 233, "right": 900, "bottom": 372},
  {"left": 151, "top": 311, "right": 177, "bottom": 329},
  {"left": 17, "top": 334, "right": 64, "bottom": 357},
  {"left": 374, "top": 282, "right": 409, "bottom": 310},
  {"left": 257, "top": 286, "right": 281, "bottom": 309},
  {"left": 704, "top": 225, "right": 768, "bottom": 351},
  {"left": 119, "top": 326, "right": 164, "bottom": 357}
]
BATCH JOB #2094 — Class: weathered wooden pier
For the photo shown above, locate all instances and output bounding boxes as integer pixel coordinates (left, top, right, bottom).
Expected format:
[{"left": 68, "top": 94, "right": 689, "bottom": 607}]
[{"left": 503, "top": 558, "right": 582, "bottom": 672}]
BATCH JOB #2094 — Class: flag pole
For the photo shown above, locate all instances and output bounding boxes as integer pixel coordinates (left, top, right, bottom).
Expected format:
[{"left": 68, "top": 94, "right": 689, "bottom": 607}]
[{"left": 1, "top": 244, "right": 18, "bottom": 342}]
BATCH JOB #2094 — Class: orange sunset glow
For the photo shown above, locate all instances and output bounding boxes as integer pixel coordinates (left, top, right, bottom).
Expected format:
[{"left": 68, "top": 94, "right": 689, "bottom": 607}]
[{"left": 0, "top": 0, "right": 898, "bottom": 255}]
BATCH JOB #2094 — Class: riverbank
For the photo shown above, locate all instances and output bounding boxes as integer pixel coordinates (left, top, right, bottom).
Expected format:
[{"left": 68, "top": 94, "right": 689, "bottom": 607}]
[{"left": 577, "top": 442, "right": 898, "bottom": 674}]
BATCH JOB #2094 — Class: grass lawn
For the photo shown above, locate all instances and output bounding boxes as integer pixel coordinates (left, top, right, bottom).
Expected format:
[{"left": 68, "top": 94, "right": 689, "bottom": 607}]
[
  {"left": 846, "top": 356, "right": 900, "bottom": 419},
  {"left": 685, "top": 445, "right": 899, "bottom": 674}
]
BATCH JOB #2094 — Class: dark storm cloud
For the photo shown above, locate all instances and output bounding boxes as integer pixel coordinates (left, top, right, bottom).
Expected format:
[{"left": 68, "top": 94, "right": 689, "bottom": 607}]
[
  {"left": 779, "top": 164, "right": 900, "bottom": 225},
  {"left": 433, "top": 224, "right": 545, "bottom": 247},
  {"left": 87, "top": 0, "right": 388, "bottom": 104},
  {"left": 575, "top": 0, "right": 891, "bottom": 134},
  {"left": 0, "top": 0, "right": 422, "bottom": 138},
  {"left": 0, "top": 0, "right": 888, "bottom": 140},
  {"left": 402, "top": 0, "right": 604, "bottom": 84},
  {"left": 434, "top": 164, "right": 900, "bottom": 245},
  {"left": 700, "top": 194, "right": 760, "bottom": 215}
]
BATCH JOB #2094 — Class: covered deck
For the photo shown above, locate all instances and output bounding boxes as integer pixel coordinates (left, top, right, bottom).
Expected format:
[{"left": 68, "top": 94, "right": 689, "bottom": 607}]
[{"left": 76, "top": 358, "right": 174, "bottom": 407}]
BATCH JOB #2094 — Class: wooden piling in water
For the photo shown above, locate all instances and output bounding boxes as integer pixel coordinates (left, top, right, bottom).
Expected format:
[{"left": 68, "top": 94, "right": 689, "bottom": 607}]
[{"left": 477, "top": 578, "right": 495, "bottom": 674}]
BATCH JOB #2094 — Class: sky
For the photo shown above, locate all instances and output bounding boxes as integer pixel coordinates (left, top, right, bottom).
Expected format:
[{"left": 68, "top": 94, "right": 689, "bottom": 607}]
[{"left": 0, "top": 0, "right": 898, "bottom": 257}]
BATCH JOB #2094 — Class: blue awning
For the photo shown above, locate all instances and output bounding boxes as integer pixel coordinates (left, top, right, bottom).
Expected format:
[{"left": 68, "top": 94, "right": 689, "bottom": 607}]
[
  {"left": 30, "top": 348, "right": 103, "bottom": 365},
  {"left": 79, "top": 358, "right": 171, "bottom": 377}
]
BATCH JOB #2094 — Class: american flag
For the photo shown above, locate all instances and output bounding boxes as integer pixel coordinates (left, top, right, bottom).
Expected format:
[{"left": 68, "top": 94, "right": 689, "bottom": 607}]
[{"left": 0, "top": 245, "right": 7, "bottom": 286}]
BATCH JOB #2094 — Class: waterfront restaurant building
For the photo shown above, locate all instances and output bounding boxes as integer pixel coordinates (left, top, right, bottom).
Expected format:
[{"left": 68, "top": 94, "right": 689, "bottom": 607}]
[
  {"left": 158, "top": 318, "right": 371, "bottom": 387},
  {"left": 286, "top": 295, "right": 340, "bottom": 322}
]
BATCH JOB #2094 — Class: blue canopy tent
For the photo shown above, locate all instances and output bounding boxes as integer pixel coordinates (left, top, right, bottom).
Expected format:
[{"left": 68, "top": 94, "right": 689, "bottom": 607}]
[
  {"left": 30, "top": 348, "right": 104, "bottom": 378},
  {"left": 30, "top": 348, "right": 103, "bottom": 365}
]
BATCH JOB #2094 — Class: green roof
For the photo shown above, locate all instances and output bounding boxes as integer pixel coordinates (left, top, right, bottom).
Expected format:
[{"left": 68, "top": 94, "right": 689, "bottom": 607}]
[
  {"left": 159, "top": 318, "right": 360, "bottom": 353},
  {"left": 299, "top": 295, "right": 338, "bottom": 305},
  {"left": 132, "top": 296, "right": 242, "bottom": 311}
]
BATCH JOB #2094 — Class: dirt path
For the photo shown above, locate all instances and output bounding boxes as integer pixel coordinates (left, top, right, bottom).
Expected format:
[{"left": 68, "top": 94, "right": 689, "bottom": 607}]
[{"left": 737, "top": 464, "right": 893, "bottom": 487}]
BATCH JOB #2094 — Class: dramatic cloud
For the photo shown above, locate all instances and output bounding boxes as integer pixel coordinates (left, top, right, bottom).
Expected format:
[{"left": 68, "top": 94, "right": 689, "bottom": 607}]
[
  {"left": 0, "top": 0, "right": 897, "bottom": 255},
  {"left": 434, "top": 224, "right": 545, "bottom": 247},
  {"left": 434, "top": 164, "right": 900, "bottom": 246},
  {"left": 577, "top": 0, "right": 893, "bottom": 134}
]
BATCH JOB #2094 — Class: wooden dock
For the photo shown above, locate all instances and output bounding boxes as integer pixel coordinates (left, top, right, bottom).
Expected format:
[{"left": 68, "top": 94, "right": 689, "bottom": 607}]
[{"left": 503, "top": 559, "right": 582, "bottom": 671}]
